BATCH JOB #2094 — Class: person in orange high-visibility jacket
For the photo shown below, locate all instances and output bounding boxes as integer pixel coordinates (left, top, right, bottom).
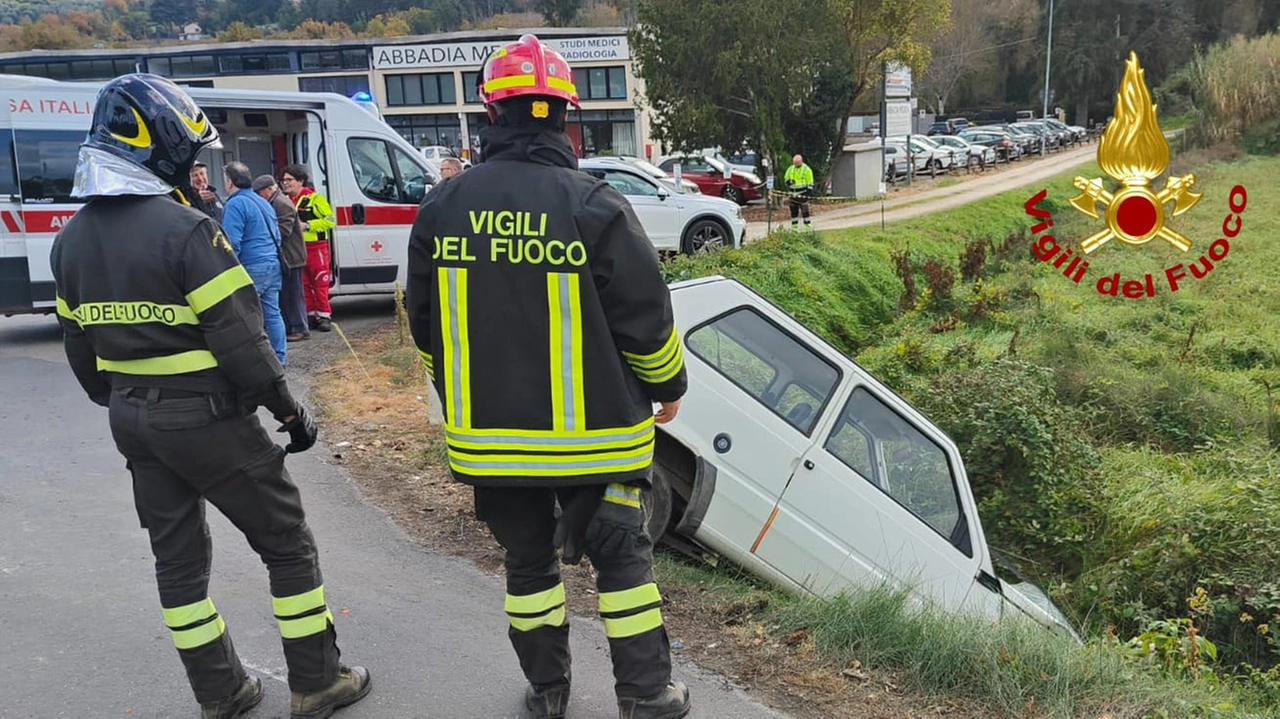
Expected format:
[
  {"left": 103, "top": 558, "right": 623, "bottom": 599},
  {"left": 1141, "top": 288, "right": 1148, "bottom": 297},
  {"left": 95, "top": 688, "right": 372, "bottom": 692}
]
[
  {"left": 281, "top": 164, "right": 336, "bottom": 332},
  {"left": 406, "top": 34, "right": 692, "bottom": 719}
]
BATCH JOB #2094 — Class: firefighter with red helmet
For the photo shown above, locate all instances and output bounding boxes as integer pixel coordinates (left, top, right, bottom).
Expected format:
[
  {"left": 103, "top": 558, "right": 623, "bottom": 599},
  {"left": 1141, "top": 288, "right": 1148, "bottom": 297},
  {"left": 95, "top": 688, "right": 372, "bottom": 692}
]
[{"left": 406, "top": 35, "right": 692, "bottom": 719}]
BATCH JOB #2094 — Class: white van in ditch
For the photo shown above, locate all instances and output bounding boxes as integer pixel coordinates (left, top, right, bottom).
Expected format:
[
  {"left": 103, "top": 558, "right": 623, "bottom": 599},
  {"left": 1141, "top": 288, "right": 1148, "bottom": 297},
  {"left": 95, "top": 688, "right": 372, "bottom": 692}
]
[
  {"left": 647, "top": 276, "right": 1081, "bottom": 641},
  {"left": 0, "top": 74, "right": 440, "bottom": 317}
]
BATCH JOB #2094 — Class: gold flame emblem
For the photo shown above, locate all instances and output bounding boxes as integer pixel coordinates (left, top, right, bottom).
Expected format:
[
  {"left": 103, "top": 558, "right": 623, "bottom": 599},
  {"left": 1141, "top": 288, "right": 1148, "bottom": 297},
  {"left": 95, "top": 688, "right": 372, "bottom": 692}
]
[{"left": 1070, "top": 51, "right": 1201, "bottom": 254}]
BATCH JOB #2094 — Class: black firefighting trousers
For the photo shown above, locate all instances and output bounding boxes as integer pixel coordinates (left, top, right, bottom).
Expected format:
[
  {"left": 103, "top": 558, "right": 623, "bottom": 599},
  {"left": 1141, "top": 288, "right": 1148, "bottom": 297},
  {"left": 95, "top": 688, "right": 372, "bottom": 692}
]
[
  {"left": 474, "top": 480, "right": 672, "bottom": 699},
  {"left": 107, "top": 386, "right": 340, "bottom": 704}
]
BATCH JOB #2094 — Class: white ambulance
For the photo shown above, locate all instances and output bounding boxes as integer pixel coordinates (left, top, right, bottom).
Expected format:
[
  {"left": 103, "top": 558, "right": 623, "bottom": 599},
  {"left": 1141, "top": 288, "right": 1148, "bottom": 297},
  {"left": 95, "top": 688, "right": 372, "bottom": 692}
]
[{"left": 0, "top": 74, "right": 440, "bottom": 316}]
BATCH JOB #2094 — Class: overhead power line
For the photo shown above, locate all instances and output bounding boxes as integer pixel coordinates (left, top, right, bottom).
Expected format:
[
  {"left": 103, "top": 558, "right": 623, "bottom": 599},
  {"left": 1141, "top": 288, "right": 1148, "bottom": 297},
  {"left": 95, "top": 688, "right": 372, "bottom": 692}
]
[{"left": 931, "top": 36, "right": 1040, "bottom": 62}]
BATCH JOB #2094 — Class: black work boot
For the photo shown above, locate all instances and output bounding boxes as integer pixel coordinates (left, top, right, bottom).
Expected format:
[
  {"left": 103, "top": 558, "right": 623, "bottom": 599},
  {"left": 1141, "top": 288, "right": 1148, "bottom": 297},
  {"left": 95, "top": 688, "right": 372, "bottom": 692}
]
[
  {"left": 524, "top": 682, "right": 570, "bottom": 719},
  {"left": 617, "top": 681, "right": 691, "bottom": 719},
  {"left": 200, "top": 675, "right": 263, "bottom": 719},
  {"left": 290, "top": 665, "right": 372, "bottom": 719},
  {"left": 314, "top": 316, "right": 332, "bottom": 332}
]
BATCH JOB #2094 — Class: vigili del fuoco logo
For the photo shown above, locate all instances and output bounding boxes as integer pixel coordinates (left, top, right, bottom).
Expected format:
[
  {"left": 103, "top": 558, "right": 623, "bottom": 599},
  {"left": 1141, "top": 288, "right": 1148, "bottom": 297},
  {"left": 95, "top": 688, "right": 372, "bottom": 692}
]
[{"left": 1024, "top": 51, "right": 1248, "bottom": 299}]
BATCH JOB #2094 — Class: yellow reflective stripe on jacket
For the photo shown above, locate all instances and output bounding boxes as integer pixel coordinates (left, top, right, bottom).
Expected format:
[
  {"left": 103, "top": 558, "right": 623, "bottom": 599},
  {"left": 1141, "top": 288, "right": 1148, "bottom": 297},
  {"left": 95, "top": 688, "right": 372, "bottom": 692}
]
[
  {"left": 57, "top": 295, "right": 198, "bottom": 327},
  {"left": 96, "top": 349, "right": 218, "bottom": 375},
  {"left": 444, "top": 418, "right": 653, "bottom": 453},
  {"left": 438, "top": 267, "right": 472, "bottom": 428},
  {"left": 162, "top": 597, "right": 226, "bottom": 650},
  {"left": 547, "top": 272, "right": 585, "bottom": 432},
  {"left": 418, "top": 348, "right": 434, "bottom": 381},
  {"left": 602, "top": 607, "right": 663, "bottom": 638},
  {"left": 598, "top": 582, "right": 661, "bottom": 615},
  {"left": 273, "top": 586, "right": 332, "bottom": 640},
  {"left": 186, "top": 265, "right": 254, "bottom": 314},
  {"left": 622, "top": 329, "right": 684, "bottom": 384},
  {"left": 448, "top": 443, "right": 653, "bottom": 477},
  {"left": 603, "top": 482, "right": 642, "bottom": 509}
]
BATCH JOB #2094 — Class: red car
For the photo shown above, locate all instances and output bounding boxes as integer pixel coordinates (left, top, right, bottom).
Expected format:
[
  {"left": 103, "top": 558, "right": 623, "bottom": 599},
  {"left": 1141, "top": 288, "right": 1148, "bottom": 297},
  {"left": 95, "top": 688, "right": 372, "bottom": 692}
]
[{"left": 656, "top": 154, "right": 764, "bottom": 205}]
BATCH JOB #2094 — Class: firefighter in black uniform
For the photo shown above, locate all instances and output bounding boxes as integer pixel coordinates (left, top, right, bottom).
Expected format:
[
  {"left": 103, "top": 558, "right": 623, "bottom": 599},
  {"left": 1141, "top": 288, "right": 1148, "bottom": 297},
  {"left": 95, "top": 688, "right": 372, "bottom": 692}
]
[
  {"left": 407, "top": 35, "right": 692, "bottom": 719},
  {"left": 49, "top": 74, "right": 372, "bottom": 719}
]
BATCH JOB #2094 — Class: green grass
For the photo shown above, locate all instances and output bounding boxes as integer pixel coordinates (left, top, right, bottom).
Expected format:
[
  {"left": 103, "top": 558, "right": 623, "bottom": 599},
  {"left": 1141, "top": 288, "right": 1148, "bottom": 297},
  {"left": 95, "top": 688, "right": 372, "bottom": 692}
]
[{"left": 656, "top": 146, "right": 1280, "bottom": 713}]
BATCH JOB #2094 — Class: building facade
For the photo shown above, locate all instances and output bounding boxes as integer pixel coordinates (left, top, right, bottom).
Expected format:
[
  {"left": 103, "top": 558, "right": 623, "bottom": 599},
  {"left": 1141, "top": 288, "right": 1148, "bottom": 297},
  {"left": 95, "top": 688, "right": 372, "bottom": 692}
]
[{"left": 0, "top": 27, "right": 654, "bottom": 162}]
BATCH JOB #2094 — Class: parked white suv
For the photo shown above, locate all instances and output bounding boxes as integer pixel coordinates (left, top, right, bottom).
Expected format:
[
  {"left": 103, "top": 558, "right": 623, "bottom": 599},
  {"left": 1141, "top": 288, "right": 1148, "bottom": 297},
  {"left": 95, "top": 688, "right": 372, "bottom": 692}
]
[{"left": 579, "top": 158, "right": 746, "bottom": 254}]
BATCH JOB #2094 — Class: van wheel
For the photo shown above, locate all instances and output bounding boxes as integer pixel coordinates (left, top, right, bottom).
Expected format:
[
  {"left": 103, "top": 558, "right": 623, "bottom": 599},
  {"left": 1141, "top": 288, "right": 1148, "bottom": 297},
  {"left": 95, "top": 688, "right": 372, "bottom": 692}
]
[
  {"left": 642, "top": 467, "right": 675, "bottom": 542},
  {"left": 721, "top": 185, "right": 745, "bottom": 205},
  {"left": 682, "top": 219, "right": 728, "bottom": 255}
]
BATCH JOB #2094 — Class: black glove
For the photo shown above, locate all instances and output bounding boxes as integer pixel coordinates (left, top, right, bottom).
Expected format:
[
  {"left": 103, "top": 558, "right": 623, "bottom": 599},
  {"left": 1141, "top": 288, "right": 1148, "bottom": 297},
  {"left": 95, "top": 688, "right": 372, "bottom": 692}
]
[{"left": 277, "top": 405, "right": 318, "bottom": 454}]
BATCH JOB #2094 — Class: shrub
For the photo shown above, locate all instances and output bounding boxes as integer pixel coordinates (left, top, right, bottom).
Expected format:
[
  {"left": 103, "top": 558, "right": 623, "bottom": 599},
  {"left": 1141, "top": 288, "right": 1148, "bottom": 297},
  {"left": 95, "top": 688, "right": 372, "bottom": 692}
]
[{"left": 910, "top": 357, "right": 1102, "bottom": 576}]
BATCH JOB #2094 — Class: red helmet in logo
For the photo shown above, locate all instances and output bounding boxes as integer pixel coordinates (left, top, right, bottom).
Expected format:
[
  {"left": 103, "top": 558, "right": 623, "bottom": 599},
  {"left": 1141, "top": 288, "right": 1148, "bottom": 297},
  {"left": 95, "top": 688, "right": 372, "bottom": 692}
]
[{"left": 480, "top": 34, "right": 580, "bottom": 109}]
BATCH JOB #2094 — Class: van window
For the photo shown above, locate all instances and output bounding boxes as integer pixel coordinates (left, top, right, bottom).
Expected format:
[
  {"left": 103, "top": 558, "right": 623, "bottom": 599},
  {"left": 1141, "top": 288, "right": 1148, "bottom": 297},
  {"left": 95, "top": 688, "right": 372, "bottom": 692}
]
[
  {"left": 686, "top": 307, "right": 840, "bottom": 435},
  {"left": 391, "top": 146, "right": 428, "bottom": 204},
  {"left": 825, "top": 387, "right": 962, "bottom": 544},
  {"left": 347, "top": 138, "right": 429, "bottom": 204},
  {"left": 14, "top": 130, "right": 83, "bottom": 204},
  {"left": 0, "top": 132, "right": 18, "bottom": 196}
]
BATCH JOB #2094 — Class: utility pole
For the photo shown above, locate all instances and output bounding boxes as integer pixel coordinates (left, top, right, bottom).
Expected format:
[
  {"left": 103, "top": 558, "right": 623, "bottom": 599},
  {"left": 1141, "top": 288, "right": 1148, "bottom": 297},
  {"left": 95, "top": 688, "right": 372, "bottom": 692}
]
[{"left": 1042, "top": 0, "right": 1055, "bottom": 119}]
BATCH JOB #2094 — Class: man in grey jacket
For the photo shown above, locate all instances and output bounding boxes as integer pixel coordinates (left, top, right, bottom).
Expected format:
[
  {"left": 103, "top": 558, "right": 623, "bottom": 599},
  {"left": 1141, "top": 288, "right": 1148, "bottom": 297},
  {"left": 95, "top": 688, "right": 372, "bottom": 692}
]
[{"left": 254, "top": 174, "right": 310, "bottom": 342}]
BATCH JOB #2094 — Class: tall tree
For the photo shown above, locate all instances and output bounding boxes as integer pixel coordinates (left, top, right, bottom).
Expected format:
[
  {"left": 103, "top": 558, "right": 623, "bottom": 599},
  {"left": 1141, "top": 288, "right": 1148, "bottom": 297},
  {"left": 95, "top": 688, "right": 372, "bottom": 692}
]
[
  {"left": 824, "top": 0, "right": 949, "bottom": 169},
  {"left": 921, "top": 0, "right": 993, "bottom": 114}
]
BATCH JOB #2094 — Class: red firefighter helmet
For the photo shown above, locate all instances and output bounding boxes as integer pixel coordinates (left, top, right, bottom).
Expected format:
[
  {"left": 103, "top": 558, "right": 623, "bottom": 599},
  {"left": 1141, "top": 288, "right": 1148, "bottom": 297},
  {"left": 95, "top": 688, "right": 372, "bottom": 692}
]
[{"left": 480, "top": 34, "right": 580, "bottom": 110}]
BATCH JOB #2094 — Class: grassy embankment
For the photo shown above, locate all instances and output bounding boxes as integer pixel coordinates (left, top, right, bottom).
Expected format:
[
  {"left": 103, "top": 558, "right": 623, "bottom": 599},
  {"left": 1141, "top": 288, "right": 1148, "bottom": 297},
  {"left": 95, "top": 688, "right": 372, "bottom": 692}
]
[{"left": 655, "top": 142, "right": 1280, "bottom": 716}]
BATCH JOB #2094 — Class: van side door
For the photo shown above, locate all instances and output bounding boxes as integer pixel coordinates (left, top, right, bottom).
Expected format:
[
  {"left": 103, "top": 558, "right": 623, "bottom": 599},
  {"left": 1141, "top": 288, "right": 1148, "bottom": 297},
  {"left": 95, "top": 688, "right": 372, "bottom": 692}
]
[
  {"left": 0, "top": 126, "right": 28, "bottom": 314},
  {"left": 339, "top": 136, "right": 430, "bottom": 291}
]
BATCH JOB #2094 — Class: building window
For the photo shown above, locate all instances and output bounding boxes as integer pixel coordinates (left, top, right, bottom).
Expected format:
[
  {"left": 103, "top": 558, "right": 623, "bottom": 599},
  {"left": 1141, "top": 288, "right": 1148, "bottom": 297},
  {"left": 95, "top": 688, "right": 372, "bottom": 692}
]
[
  {"left": 0, "top": 59, "right": 137, "bottom": 80},
  {"left": 300, "top": 49, "right": 368, "bottom": 72},
  {"left": 299, "top": 76, "right": 370, "bottom": 96},
  {"left": 149, "top": 55, "right": 216, "bottom": 78},
  {"left": 14, "top": 129, "right": 84, "bottom": 204},
  {"left": 568, "top": 109, "right": 637, "bottom": 157},
  {"left": 176, "top": 80, "right": 215, "bottom": 89},
  {"left": 462, "top": 71, "right": 483, "bottom": 104},
  {"left": 217, "top": 53, "right": 291, "bottom": 74},
  {"left": 384, "top": 114, "right": 463, "bottom": 152},
  {"left": 571, "top": 66, "right": 626, "bottom": 100},
  {"left": 384, "top": 73, "right": 457, "bottom": 107}
]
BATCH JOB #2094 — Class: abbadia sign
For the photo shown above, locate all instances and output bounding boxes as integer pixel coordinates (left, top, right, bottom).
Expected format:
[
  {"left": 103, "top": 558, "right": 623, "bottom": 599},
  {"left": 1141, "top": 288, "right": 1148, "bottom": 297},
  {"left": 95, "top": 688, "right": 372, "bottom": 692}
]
[{"left": 1024, "top": 52, "right": 1248, "bottom": 299}]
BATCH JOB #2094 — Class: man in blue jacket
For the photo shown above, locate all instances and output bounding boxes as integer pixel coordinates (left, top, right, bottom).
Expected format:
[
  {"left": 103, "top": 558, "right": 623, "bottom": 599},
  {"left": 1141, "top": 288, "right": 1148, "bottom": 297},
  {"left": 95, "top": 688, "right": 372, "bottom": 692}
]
[{"left": 221, "top": 161, "right": 287, "bottom": 364}]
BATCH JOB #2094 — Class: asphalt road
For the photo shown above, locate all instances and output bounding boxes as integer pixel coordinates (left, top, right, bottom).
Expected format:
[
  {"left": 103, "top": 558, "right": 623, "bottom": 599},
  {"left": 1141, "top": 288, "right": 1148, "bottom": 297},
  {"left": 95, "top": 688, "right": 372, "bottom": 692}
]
[{"left": 0, "top": 298, "right": 784, "bottom": 719}]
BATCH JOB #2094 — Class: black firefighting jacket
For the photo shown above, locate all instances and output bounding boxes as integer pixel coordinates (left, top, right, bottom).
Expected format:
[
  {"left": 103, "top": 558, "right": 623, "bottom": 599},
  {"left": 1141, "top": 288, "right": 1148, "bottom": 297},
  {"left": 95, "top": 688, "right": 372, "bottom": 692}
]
[
  {"left": 50, "top": 193, "right": 298, "bottom": 419},
  {"left": 406, "top": 124, "right": 688, "bottom": 488}
]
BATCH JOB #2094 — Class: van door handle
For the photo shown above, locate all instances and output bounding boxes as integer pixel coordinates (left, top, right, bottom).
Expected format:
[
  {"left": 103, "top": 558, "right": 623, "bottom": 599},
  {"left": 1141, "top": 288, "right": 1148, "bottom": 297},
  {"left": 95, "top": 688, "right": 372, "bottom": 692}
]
[
  {"left": 803, "top": 459, "right": 814, "bottom": 470},
  {"left": 352, "top": 203, "right": 366, "bottom": 224}
]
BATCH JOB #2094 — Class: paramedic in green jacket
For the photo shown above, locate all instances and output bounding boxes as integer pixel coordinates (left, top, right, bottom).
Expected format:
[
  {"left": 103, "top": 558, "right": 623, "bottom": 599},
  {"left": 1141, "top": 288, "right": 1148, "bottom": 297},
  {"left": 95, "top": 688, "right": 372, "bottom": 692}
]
[{"left": 783, "top": 154, "right": 814, "bottom": 228}]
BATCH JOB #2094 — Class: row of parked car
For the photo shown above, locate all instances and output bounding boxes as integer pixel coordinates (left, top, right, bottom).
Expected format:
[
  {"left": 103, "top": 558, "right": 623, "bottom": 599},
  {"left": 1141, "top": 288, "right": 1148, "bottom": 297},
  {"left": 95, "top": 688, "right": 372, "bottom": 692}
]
[{"left": 887, "top": 116, "right": 1089, "bottom": 179}]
